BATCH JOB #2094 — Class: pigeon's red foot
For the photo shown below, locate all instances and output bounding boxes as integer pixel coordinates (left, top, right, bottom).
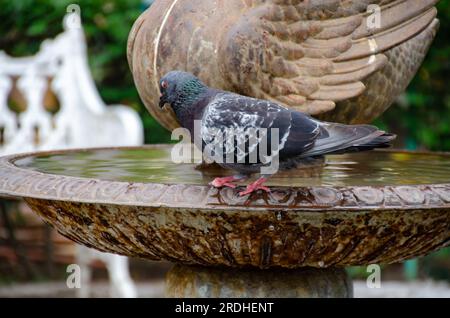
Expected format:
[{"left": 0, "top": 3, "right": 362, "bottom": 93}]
[
  {"left": 209, "top": 176, "right": 239, "bottom": 189},
  {"left": 239, "top": 178, "right": 270, "bottom": 196}
]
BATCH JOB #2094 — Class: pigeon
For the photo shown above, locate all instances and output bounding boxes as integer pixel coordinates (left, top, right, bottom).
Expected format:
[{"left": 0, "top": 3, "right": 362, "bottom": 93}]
[{"left": 159, "top": 71, "right": 396, "bottom": 196}]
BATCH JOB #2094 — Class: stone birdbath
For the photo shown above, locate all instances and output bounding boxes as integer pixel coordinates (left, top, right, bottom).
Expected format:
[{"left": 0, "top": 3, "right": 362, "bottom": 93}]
[
  {"left": 0, "top": 146, "right": 449, "bottom": 297},
  {"left": 1, "top": 0, "right": 448, "bottom": 298}
]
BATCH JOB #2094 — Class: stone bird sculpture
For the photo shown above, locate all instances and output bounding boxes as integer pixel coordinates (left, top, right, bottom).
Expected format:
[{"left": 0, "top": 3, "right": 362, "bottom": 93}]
[
  {"left": 159, "top": 71, "right": 395, "bottom": 196},
  {"left": 128, "top": 0, "right": 440, "bottom": 131}
]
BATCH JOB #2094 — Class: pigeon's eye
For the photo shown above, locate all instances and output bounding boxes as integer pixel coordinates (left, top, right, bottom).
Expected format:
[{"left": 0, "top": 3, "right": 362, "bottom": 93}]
[{"left": 161, "top": 81, "right": 169, "bottom": 90}]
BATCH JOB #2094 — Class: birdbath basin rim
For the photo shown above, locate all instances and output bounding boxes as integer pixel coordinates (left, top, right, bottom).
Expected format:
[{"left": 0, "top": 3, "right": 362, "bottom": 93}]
[
  {"left": 0, "top": 145, "right": 449, "bottom": 268},
  {"left": 1, "top": 145, "right": 450, "bottom": 210}
]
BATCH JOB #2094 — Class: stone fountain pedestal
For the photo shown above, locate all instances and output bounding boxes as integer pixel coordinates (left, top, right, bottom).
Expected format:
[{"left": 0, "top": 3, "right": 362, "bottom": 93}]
[
  {"left": 0, "top": 146, "right": 449, "bottom": 298},
  {"left": 166, "top": 265, "right": 352, "bottom": 298}
]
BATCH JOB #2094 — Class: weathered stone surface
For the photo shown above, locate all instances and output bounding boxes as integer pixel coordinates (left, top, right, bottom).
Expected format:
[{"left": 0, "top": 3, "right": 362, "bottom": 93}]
[{"left": 166, "top": 265, "right": 353, "bottom": 298}]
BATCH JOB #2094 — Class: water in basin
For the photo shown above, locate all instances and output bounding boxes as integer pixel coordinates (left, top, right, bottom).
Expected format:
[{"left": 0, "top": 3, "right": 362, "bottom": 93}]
[{"left": 13, "top": 146, "right": 450, "bottom": 187}]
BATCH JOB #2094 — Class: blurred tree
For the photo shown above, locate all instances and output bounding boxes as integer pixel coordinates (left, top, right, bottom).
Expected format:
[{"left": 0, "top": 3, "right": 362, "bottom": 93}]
[{"left": 0, "top": 0, "right": 449, "bottom": 149}]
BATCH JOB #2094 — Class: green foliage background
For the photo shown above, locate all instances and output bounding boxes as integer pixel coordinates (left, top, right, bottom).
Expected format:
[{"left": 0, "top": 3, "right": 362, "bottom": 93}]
[
  {"left": 373, "top": 1, "right": 450, "bottom": 151},
  {"left": 1, "top": 0, "right": 449, "bottom": 149}
]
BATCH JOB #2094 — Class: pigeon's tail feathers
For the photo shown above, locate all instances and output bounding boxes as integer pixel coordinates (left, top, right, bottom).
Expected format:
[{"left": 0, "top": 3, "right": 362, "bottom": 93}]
[
  {"left": 324, "top": 132, "right": 397, "bottom": 155},
  {"left": 300, "top": 123, "right": 396, "bottom": 158}
]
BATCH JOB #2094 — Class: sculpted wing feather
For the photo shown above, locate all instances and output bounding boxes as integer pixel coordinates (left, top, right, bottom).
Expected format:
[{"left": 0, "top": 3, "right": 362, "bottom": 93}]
[{"left": 223, "top": 0, "right": 438, "bottom": 115}]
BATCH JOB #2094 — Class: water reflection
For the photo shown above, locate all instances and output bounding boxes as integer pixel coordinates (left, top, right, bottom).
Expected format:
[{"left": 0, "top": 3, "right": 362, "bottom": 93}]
[{"left": 14, "top": 147, "right": 450, "bottom": 187}]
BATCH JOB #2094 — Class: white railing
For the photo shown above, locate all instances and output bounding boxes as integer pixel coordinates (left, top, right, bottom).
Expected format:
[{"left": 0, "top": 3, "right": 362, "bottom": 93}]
[{"left": 0, "top": 13, "right": 143, "bottom": 155}]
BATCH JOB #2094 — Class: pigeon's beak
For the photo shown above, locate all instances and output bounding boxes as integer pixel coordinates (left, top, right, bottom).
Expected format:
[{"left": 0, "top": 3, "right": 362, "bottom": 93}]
[{"left": 159, "top": 94, "right": 167, "bottom": 109}]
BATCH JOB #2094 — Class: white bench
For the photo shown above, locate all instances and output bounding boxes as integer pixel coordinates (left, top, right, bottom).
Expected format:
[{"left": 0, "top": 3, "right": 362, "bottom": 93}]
[{"left": 0, "top": 13, "right": 142, "bottom": 298}]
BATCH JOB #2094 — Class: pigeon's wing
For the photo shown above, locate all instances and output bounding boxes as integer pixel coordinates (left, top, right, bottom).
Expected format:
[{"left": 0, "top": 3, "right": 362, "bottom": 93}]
[
  {"left": 201, "top": 93, "right": 320, "bottom": 163},
  {"left": 222, "top": 0, "right": 438, "bottom": 115}
]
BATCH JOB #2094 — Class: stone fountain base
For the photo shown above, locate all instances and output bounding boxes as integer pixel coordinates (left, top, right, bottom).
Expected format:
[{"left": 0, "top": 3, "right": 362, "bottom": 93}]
[{"left": 166, "top": 265, "right": 353, "bottom": 298}]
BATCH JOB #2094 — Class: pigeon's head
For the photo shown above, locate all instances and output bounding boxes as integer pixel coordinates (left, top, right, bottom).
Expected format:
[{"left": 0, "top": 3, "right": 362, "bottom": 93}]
[{"left": 159, "top": 71, "right": 206, "bottom": 111}]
